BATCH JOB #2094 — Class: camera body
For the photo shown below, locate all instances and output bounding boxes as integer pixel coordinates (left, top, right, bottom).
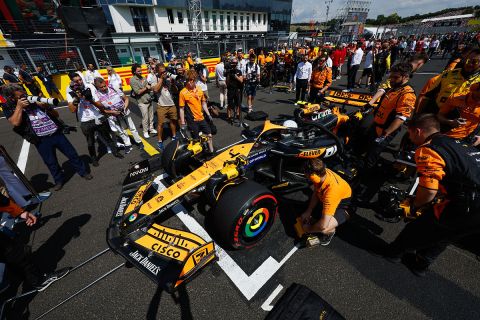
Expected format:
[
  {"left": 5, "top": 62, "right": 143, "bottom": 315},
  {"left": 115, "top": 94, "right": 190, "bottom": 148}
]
[{"left": 69, "top": 85, "right": 93, "bottom": 102}]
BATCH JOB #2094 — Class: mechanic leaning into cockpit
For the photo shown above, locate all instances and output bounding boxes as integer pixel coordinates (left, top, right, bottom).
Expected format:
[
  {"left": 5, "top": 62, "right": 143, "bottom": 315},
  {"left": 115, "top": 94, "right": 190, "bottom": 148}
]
[
  {"left": 384, "top": 114, "right": 480, "bottom": 276},
  {"left": 300, "top": 158, "right": 352, "bottom": 246}
]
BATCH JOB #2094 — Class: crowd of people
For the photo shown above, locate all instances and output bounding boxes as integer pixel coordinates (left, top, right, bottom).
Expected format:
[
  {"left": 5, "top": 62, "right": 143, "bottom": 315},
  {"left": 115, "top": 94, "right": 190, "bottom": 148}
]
[{"left": 0, "top": 29, "right": 479, "bottom": 295}]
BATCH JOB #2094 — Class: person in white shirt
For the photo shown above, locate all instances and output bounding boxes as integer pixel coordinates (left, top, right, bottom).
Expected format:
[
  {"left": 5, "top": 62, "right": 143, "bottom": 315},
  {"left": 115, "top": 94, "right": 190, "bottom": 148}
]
[
  {"left": 294, "top": 54, "right": 312, "bottom": 103},
  {"left": 84, "top": 64, "right": 102, "bottom": 85},
  {"left": 428, "top": 36, "right": 440, "bottom": 58},
  {"left": 356, "top": 46, "right": 373, "bottom": 89},
  {"left": 194, "top": 58, "right": 209, "bottom": 100},
  {"left": 344, "top": 46, "right": 363, "bottom": 92},
  {"left": 422, "top": 38, "right": 430, "bottom": 52},
  {"left": 93, "top": 77, "right": 143, "bottom": 154},
  {"left": 241, "top": 54, "right": 261, "bottom": 112},
  {"left": 66, "top": 72, "right": 123, "bottom": 166},
  {"left": 107, "top": 66, "right": 123, "bottom": 91},
  {"left": 326, "top": 54, "right": 333, "bottom": 68},
  {"left": 215, "top": 57, "right": 227, "bottom": 109}
]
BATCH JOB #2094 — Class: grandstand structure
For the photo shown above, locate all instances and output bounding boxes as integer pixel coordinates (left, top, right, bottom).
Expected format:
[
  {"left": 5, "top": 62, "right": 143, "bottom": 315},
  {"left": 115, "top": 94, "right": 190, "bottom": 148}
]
[
  {"left": 395, "top": 12, "right": 475, "bottom": 37},
  {"left": 336, "top": 0, "right": 372, "bottom": 41}
]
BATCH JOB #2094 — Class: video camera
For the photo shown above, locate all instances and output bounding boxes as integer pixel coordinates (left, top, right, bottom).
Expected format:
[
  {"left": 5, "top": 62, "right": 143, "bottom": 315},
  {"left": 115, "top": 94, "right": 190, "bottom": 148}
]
[{"left": 26, "top": 95, "right": 60, "bottom": 106}]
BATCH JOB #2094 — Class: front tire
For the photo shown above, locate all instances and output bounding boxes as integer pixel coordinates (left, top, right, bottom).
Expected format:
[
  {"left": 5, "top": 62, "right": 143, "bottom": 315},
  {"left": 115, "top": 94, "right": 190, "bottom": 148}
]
[{"left": 208, "top": 181, "right": 278, "bottom": 249}]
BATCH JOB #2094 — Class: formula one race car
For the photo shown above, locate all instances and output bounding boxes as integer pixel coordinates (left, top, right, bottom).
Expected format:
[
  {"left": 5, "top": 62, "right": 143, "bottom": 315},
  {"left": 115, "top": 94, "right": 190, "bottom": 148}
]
[{"left": 107, "top": 106, "right": 366, "bottom": 290}]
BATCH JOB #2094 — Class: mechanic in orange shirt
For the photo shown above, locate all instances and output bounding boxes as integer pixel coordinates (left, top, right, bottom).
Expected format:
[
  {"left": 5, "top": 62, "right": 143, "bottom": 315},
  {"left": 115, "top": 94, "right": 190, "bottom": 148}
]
[
  {"left": 309, "top": 56, "right": 332, "bottom": 103},
  {"left": 365, "top": 62, "right": 416, "bottom": 170},
  {"left": 300, "top": 158, "right": 352, "bottom": 246},
  {"left": 257, "top": 50, "right": 266, "bottom": 66},
  {"left": 438, "top": 83, "right": 480, "bottom": 144},
  {"left": 178, "top": 69, "right": 214, "bottom": 153},
  {"left": 186, "top": 52, "right": 194, "bottom": 69},
  {"left": 385, "top": 113, "right": 480, "bottom": 276}
]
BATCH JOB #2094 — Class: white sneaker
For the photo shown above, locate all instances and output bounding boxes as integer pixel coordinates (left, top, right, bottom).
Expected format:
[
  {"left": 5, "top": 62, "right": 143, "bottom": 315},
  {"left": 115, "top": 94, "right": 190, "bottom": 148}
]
[
  {"left": 143, "top": 132, "right": 150, "bottom": 139},
  {"left": 150, "top": 129, "right": 158, "bottom": 134}
]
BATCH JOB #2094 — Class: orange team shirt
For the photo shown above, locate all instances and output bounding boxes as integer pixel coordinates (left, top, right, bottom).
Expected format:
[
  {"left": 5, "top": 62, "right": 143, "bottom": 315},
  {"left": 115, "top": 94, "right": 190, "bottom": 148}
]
[
  {"left": 445, "top": 58, "right": 460, "bottom": 71},
  {"left": 179, "top": 85, "right": 205, "bottom": 122},
  {"left": 187, "top": 57, "right": 194, "bottom": 67},
  {"left": 265, "top": 55, "right": 274, "bottom": 64},
  {"left": 414, "top": 144, "right": 448, "bottom": 219},
  {"left": 311, "top": 169, "right": 352, "bottom": 216},
  {"left": 373, "top": 84, "right": 416, "bottom": 136},
  {"left": 310, "top": 67, "right": 332, "bottom": 89},
  {"left": 308, "top": 50, "right": 317, "bottom": 60},
  {"left": 258, "top": 54, "right": 266, "bottom": 66},
  {"left": 440, "top": 92, "right": 480, "bottom": 139}
]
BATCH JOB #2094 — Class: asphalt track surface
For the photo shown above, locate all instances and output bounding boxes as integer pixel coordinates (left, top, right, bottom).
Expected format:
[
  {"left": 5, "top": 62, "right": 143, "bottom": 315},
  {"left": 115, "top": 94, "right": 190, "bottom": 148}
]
[{"left": 1, "top": 57, "right": 479, "bottom": 320}]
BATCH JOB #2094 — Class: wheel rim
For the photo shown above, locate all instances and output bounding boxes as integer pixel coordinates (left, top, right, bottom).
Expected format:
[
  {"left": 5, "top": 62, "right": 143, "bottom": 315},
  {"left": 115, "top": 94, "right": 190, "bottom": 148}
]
[{"left": 237, "top": 194, "right": 277, "bottom": 246}]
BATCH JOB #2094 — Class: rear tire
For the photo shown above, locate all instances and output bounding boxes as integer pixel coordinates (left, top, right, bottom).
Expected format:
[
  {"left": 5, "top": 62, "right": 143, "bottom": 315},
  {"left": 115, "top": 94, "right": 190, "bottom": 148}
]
[{"left": 208, "top": 180, "right": 278, "bottom": 249}]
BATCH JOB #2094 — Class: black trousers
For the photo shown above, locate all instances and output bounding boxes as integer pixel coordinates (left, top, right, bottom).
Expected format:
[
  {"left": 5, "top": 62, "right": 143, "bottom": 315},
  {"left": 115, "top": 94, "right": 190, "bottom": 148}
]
[
  {"left": 347, "top": 64, "right": 360, "bottom": 89},
  {"left": 0, "top": 232, "right": 42, "bottom": 286},
  {"left": 388, "top": 203, "right": 480, "bottom": 265},
  {"left": 332, "top": 66, "right": 339, "bottom": 79},
  {"left": 295, "top": 78, "right": 308, "bottom": 102},
  {"left": 309, "top": 87, "right": 324, "bottom": 103},
  {"left": 80, "top": 118, "right": 117, "bottom": 159}
]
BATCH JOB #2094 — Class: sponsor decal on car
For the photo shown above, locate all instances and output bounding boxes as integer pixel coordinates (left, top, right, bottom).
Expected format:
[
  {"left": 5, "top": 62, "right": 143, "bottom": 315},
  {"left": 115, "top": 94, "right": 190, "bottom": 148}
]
[
  {"left": 115, "top": 197, "right": 129, "bottom": 217},
  {"left": 129, "top": 250, "right": 161, "bottom": 276}
]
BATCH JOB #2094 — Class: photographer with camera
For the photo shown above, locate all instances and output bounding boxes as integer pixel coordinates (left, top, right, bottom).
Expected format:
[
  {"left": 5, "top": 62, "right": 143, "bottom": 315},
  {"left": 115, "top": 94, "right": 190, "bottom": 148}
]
[
  {"left": 93, "top": 77, "right": 143, "bottom": 154},
  {"left": 171, "top": 64, "right": 187, "bottom": 107},
  {"left": 152, "top": 65, "right": 178, "bottom": 150},
  {"left": 241, "top": 54, "right": 260, "bottom": 113},
  {"left": 67, "top": 72, "right": 123, "bottom": 167},
  {"left": 130, "top": 64, "right": 156, "bottom": 139},
  {"left": 225, "top": 58, "right": 244, "bottom": 126},
  {"left": 2, "top": 84, "right": 91, "bottom": 191}
]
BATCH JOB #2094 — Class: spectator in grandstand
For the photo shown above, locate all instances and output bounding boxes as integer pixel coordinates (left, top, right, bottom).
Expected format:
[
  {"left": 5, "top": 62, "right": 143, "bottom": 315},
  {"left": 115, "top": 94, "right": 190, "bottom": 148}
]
[
  {"left": 225, "top": 58, "right": 244, "bottom": 126},
  {"left": 344, "top": 44, "right": 363, "bottom": 92},
  {"left": 93, "top": 77, "right": 143, "bottom": 154},
  {"left": 294, "top": 54, "right": 312, "bottom": 103},
  {"left": 67, "top": 72, "right": 123, "bottom": 167},
  {"left": 178, "top": 69, "right": 214, "bottom": 153},
  {"left": 152, "top": 64, "right": 178, "bottom": 150},
  {"left": 418, "top": 48, "right": 480, "bottom": 114},
  {"left": 309, "top": 56, "right": 332, "bottom": 103},
  {"left": 36, "top": 65, "right": 60, "bottom": 97},
  {"left": 84, "top": 64, "right": 101, "bottom": 85},
  {"left": 437, "top": 82, "right": 480, "bottom": 144},
  {"left": 2, "top": 83, "right": 91, "bottom": 190},
  {"left": 215, "top": 57, "right": 227, "bottom": 110},
  {"left": 300, "top": 158, "right": 352, "bottom": 246},
  {"left": 18, "top": 63, "right": 41, "bottom": 96},
  {"left": 242, "top": 53, "right": 261, "bottom": 113},
  {"left": 194, "top": 58, "right": 209, "bottom": 101},
  {"left": 2, "top": 66, "right": 20, "bottom": 84},
  {"left": 107, "top": 66, "right": 123, "bottom": 92},
  {"left": 130, "top": 64, "right": 157, "bottom": 139},
  {"left": 0, "top": 192, "right": 70, "bottom": 291}
]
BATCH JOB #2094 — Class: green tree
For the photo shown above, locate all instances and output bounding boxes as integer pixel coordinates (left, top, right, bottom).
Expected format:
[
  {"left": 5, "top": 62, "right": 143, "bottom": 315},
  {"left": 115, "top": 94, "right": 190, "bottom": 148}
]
[{"left": 385, "top": 13, "right": 401, "bottom": 24}]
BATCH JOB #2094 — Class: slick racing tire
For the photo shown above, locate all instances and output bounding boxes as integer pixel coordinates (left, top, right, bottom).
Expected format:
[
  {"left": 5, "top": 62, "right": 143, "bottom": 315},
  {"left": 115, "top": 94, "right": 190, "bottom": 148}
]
[{"left": 209, "top": 180, "right": 278, "bottom": 249}]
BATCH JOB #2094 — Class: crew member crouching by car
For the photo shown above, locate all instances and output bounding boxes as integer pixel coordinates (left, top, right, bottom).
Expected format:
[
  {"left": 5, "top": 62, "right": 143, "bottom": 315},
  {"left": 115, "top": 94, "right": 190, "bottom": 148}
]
[
  {"left": 385, "top": 114, "right": 480, "bottom": 276},
  {"left": 437, "top": 83, "right": 480, "bottom": 146},
  {"left": 300, "top": 158, "right": 352, "bottom": 246},
  {"left": 178, "top": 70, "right": 214, "bottom": 154}
]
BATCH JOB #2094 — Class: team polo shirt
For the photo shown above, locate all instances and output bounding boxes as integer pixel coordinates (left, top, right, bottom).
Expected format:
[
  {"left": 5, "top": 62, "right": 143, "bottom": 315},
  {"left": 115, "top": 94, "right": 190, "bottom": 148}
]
[
  {"left": 179, "top": 85, "right": 205, "bottom": 122},
  {"left": 441, "top": 92, "right": 480, "bottom": 140},
  {"left": 373, "top": 84, "right": 416, "bottom": 136},
  {"left": 311, "top": 169, "right": 352, "bottom": 216}
]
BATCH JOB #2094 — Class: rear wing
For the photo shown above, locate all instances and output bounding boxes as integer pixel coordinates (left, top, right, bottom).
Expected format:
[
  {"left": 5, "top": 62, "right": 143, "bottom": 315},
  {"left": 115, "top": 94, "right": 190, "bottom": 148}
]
[{"left": 324, "top": 90, "right": 379, "bottom": 108}]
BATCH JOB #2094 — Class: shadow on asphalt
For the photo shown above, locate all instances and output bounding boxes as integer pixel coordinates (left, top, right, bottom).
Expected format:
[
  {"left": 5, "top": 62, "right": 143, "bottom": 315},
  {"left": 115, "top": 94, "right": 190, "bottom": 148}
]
[
  {"left": 4, "top": 213, "right": 91, "bottom": 319},
  {"left": 334, "top": 215, "right": 480, "bottom": 319},
  {"left": 146, "top": 284, "right": 193, "bottom": 320}
]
